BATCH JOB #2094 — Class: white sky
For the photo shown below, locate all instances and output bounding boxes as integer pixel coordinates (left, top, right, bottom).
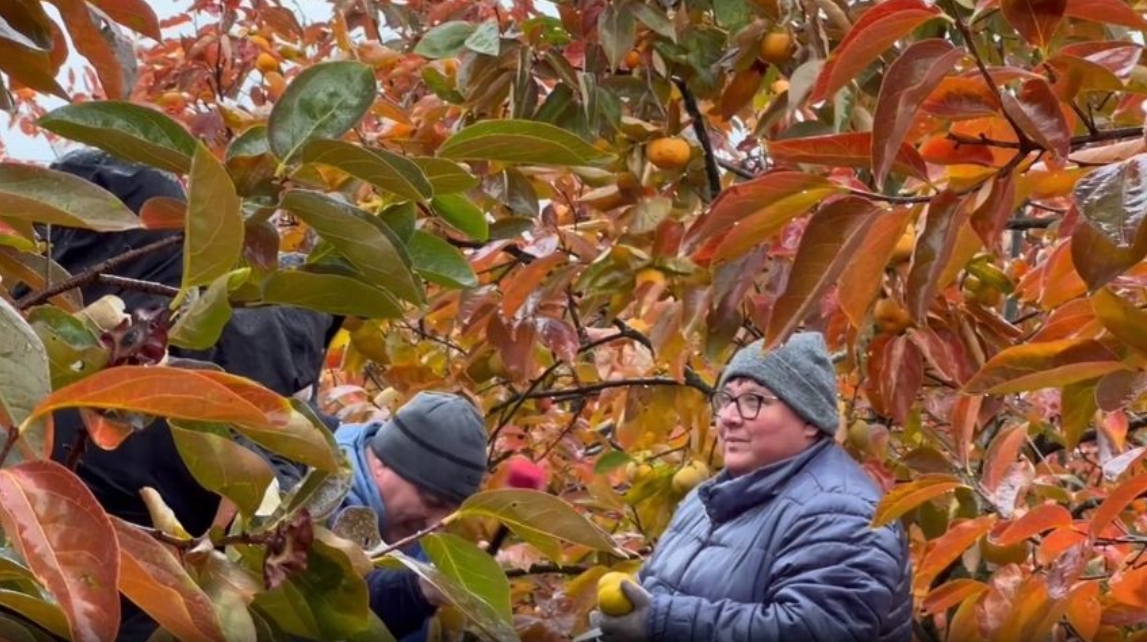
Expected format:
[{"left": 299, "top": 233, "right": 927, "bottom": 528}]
[{"left": 3, "top": 0, "right": 332, "bottom": 162}]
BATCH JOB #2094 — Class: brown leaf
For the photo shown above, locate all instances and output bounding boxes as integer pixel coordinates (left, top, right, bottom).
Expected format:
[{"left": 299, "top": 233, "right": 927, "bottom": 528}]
[
  {"left": 906, "top": 190, "right": 971, "bottom": 322},
  {"left": 1000, "top": 0, "right": 1067, "bottom": 48},
  {"left": 1000, "top": 78, "right": 1071, "bottom": 158}
]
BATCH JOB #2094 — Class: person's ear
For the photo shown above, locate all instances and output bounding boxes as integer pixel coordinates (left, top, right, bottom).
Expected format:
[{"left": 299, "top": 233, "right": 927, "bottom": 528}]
[{"left": 802, "top": 424, "right": 819, "bottom": 440}]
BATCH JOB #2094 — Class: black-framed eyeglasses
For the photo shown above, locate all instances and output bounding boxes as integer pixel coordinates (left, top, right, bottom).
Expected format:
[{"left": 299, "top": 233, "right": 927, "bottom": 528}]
[{"left": 711, "top": 390, "right": 779, "bottom": 420}]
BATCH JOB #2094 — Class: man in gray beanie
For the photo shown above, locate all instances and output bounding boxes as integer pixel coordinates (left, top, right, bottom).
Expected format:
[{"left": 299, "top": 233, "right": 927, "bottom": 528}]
[
  {"left": 332, "top": 391, "right": 487, "bottom": 642},
  {"left": 592, "top": 331, "right": 913, "bottom": 642}
]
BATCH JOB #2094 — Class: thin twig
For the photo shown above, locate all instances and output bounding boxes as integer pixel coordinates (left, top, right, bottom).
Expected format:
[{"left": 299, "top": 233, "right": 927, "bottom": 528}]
[
  {"left": 95, "top": 274, "right": 180, "bottom": 298},
  {"left": 672, "top": 76, "right": 722, "bottom": 201},
  {"left": 366, "top": 519, "right": 446, "bottom": 558},
  {"left": 537, "top": 407, "right": 584, "bottom": 461},
  {"left": 18, "top": 235, "right": 183, "bottom": 309},
  {"left": 952, "top": 12, "right": 1031, "bottom": 148},
  {"left": 505, "top": 563, "right": 589, "bottom": 578}
]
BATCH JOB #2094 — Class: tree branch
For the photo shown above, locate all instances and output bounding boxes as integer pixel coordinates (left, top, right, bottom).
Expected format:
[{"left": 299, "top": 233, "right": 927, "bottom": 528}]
[
  {"left": 672, "top": 76, "right": 722, "bottom": 201},
  {"left": 505, "top": 563, "right": 589, "bottom": 578},
  {"left": 17, "top": 235, "right": 184, "bottom": 309},
  {"left": 95, "top": 274, "right": 180, "bottom": 298}
]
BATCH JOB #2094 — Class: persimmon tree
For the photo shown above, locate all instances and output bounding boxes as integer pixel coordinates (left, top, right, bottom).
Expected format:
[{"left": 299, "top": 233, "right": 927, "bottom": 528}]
[{"left": 3, "top": 0, "right": 1147, "bottom": 640}]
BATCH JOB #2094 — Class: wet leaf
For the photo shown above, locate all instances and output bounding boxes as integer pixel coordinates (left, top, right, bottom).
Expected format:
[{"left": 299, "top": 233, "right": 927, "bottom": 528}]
[
  {"left": 38, "top": 102, "right": 196, "bottom": 174},
  {"left": 268, "top": 61, "right": 377, "bottom": 162}
]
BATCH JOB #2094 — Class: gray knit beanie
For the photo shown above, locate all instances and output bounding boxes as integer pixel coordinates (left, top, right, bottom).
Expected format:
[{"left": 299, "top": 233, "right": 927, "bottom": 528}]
[
  {"left": 370, "top": 391, "right": 488, "bottom": 504},
  {"left": 717, "top": 332, "right": 840, "bottom": 435}
]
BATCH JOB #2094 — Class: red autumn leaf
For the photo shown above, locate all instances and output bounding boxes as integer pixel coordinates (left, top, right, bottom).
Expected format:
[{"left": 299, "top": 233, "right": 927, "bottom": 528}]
[
  {"left": 1000, "top": 0, "right": 1067, "bottom": 48},
  {"left": 838, "top": 207, "right": 914, "bottom": 329},
  {"left": 872, "top": 39, "right": 965, "bottom": 187},
  {"left": 982, "top": 424, "right": 1029, "bottom": 496},
  {"left": 950, "top": 394, "right": 983, "bottom": 466},
  {"left": 1064, "top": 0, "right": 1147, "bottom": 30},
  {"left": 113, "top": 517, "right": 226, "bottom": 642},
  {"left": 871, "top": 473, "right": 966, "bottom": 527},
  {"left": 501, "top": 252, "right": 566, "bottom": 321},
  {"left": 49, "top": 0, "right": 126, "bottom": 99},
  {"left": 1089, "top": 472, "right": 1147, "bottom": 538},
  {"left": 871, "top": 334, "right": 925, "bottom": 426},
  {"left": 969, "top": 174, "right": 1017, "bottom": 248},
  {"left": 906, "top": 190, "right": 971, "bottom": 322},
  {"left": 766, "top": 196, "right": 881, "bottom": 347},
  {"left": 1001, "top": 78, "right": 1071, "bottom": 158},
  {"left": 29, "top": 365, "right": 276, "bottom": 429},
  {"left": 767, "top": 132, "right": 929, "bottom": 182},
  {"left": 921, "top": 77, "right": 1002, "bottom": 120},
  {"left": 686, "top": 172, "right": 841, "bottom": 252},
  {"left": 0, "top": 461, "right": 119, "bottom": 642},
  {"left": 1110, "top": 563, "right": 1147, "bottom": 608},
  {"left": 922, "top": 579, "right": 989, "bottom": 616},
  {"left": 88, "top": 0, "right": 163, "bottom": 41},
  {"left": 963, "top": 338, "right": 1125, "bottom": 394},
  {"left": 811, "top": 0, "right": 944, "bottom": 102},
  {"left": 914, "top": 515, "right": 997, "bottom": 595},
  {"left": 139, "top": 196, "right": 187, "bottom": 231},
  {"left": 992, "top": 504, "right": 1073, "bottom": 546},
  {"left": 1059, "top": 41, "right": 1142, "bottom": 78},
  {"left": 1046, "top": 54, "right": 1123, "bottom": 101},
  {"left": 1064, "top": 581, "right": 1101, "bottom": 641}
]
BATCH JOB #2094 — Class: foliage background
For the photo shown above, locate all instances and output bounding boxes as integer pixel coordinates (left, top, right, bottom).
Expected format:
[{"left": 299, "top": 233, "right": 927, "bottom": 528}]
[{"left": 2, "top": 0, "right": 1147, "bottom": 641}]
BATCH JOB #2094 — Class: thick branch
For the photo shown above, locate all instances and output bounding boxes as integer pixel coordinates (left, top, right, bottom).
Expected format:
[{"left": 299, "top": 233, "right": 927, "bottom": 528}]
[
  {"left": 672, "top": 76, "right": 722, "bottom": 201},
  {"left": 18, "top": 235, "right": 183, "bottom": 309}
]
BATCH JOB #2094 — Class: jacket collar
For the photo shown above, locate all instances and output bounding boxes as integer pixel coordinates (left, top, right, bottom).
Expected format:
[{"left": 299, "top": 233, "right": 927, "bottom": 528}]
[{"left": 700, "top": 439, "right": 831, "bottom": 524}]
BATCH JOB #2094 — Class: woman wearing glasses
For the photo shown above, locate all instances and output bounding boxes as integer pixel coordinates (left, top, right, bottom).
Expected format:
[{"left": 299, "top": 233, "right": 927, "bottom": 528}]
[{"left": 592, "top": 332, "right": 913, "bottom": 642}]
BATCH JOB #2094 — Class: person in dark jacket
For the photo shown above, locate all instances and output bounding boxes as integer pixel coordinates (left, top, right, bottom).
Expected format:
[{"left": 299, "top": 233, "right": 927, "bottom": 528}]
[
  {"left": 593, "top": 332, "right": 913, "bottom": 642},
  {"left": 332, "top": 391, "right": 488, "bottom": 641},
  {"left": 21, "top": 149, "right": 341, "bottom": 641}
]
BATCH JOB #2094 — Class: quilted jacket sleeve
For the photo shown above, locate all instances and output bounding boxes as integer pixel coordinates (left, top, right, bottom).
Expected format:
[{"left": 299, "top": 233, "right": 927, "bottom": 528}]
[{"left": 644, "top": 494, "right": 908, "bottom": 642}]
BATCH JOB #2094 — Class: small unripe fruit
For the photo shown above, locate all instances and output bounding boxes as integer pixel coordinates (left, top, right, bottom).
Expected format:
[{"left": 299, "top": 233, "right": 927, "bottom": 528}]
[
  {"left": 671, "top": 460, "right": 710, "bottom": 493},
  {"left": 874, "top": 298, "right": 912, "bottom": 335}
]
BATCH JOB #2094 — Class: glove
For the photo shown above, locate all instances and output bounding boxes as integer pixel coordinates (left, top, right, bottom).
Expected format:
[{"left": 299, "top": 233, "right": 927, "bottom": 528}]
[{"left": 590, "top": 580, "right": 651, "bottom": 642}]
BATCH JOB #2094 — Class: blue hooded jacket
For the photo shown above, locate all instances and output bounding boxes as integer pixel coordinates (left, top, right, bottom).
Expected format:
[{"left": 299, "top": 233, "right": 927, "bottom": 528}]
[
  {"left": 334, "top": 422, "right": 435, "bottom": 642},
  {"left": 637, "top": 440, "right": 913, "bottom": 641}
]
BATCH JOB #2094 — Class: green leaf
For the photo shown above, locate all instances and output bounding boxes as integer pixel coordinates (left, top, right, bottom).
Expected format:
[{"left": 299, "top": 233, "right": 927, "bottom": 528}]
[
  {"left": 279, "top": 191, "right": 421, "bottom": 303},
  {"left": 599, "top": 0, "right": 636, "bottom": 70},
  {"left": 431, "top": 194, "right": 488, "bottom": 241},
  {"left": 254, "top": 539, "right": 371, "bottom": 640},
  {"left": 422, "top": 533, "right": 512, "bottom": 623},
  {"left": 169, "top": 422, "right": 274, "bottom": 518},
  {"left": 0, "top": 164, "right": 140, "bottom": 232},
  {"left": 714, "top": 0, "right": 752, "bottom": 29},
  {"left": 184, "top": 143, "right": 243, "bottom": 288},
  {"left": 300, "top": 140, "right": 433, "bottom": 202},
  {"left": 412, "top": 157, "right": 479, "bottom": 194},
  {"left": 593, "top": 450, "right": 633, "bottom": 474},
  {"left": 464, "top": 19, "right": 500, "bottom": 56},
  {"left": 27, "top": 306, "right": 108, "bottom": 388},
  {"left": 376, "top": 551, "right": 519, "bottom": 642},
  {"left": 262, "top": 270, "right": 404, "bottom": 319},
  {"left": 413, "top": 22, "right": 476, "bottom": 59},
  {"left": 169, "top": 269, "right": 250, "bottom": 350},
  {"left": 0, "top": 298, "right": 49, "bottom": 428},
  {"left": 631, "top": 3, "right": 676, "bottom": 41},
  {"left": 226, "top": 125, "right": 270, "bottom": 160},
  {"left": 0, "top": 590, "right": 70, "bottom": 639},
  {"left": 406, "top": 231, "right": 478, "bottom": 289},
  {"left": 0, "top": 611, "right": 55, "bottom": 642},
  {"left": 37, "top": 102, "right": 196, "bottom": 174},
  {"left": 438, "top": 120, "right": 614, "bottom": 167},
  {"left": 458, "top": 489, "right": 627, "bottom": 560},
  {"left": 380, "top": 203, "right": 416, "bottom": 242},
  {"left": 268, "top": 61, "right": 377, "bottom": 162}
]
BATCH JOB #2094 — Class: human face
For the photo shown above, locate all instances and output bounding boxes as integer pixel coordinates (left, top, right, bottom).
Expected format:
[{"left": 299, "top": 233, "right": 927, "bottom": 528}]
[
  {"left": 367, "top": 449, "right": 457, "bottom": 542},
  {"left": 713, "top": 378, "right": 820, "bottom": 477}
]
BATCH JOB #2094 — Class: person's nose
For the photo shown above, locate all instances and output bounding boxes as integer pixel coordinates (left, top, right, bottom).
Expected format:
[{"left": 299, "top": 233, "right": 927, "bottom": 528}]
[{"left": 714, "top": 399, "right": 742, "bottom": 427}]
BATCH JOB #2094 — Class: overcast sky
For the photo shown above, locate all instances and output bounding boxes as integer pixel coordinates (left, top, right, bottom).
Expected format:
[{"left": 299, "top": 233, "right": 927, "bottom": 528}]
[{"left": 4, "top": 0, "right": 331, "bottom": 162}]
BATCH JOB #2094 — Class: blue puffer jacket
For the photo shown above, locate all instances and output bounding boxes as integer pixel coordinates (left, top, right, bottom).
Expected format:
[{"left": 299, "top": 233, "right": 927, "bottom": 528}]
[
  {"left": 334, "top": 422, "right": 434, "bottom": 642},
  {"left": 638, "top": 439, "right": 912, "bottom": 642}
]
